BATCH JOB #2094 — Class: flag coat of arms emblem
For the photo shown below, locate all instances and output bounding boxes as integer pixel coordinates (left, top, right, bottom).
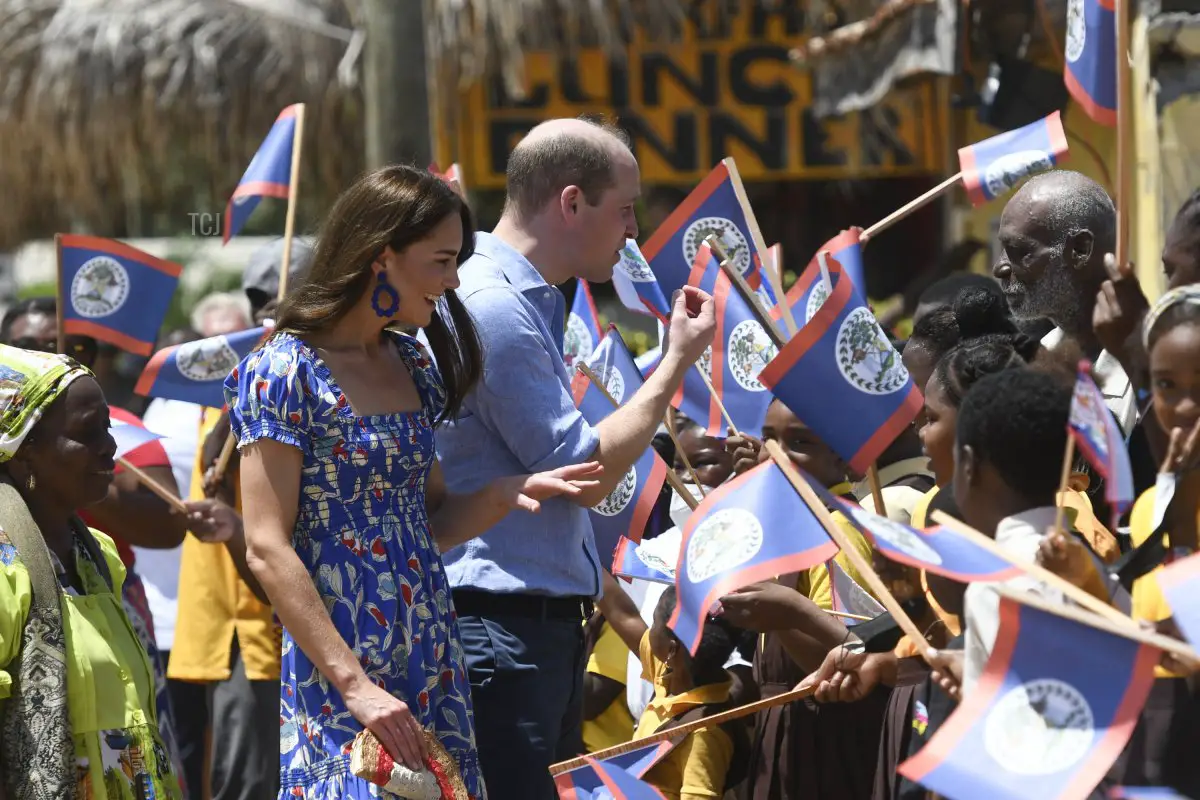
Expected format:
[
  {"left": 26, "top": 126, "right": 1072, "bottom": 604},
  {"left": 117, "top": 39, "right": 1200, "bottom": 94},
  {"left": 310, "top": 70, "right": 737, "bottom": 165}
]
[
  {"left": 958, "top": 112, "right": 1070, "bottom": 206},
  {"left": 1064, "top": 0, "right": 1117, "bottom": 126},
  {"left": 670, "top": 461, "right": 839, "bottom": 653},
  {"left": 613, "top": 239, "right": 670, "bottom": 318},
  {"left": 565, "top": 279, "right": 604, "bottom": 370},
  {"left": 58, "top": 235, "right": 182, "bottom": 356},
  {"left": 137, "top": 326, "right": 270, "bottom": 407},
  {"left": 900, "top": 596, "right": 1157, "bottom": 800},
  {"left": 759, "top": 255, "right": 922, "bottom": 474}
]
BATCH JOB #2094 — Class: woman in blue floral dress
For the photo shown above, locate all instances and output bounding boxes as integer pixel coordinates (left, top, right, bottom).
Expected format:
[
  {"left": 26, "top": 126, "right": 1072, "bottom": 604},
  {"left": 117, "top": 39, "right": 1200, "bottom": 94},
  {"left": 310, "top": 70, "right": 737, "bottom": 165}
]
[{"left": 226, "top": 166, "right": 600, "bottom": 799}]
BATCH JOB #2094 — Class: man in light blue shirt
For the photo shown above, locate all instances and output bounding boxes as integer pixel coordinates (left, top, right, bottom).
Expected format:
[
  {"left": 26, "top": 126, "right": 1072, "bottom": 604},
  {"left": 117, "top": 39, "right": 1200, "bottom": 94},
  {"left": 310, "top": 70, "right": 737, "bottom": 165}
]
[{"left": 437, "top": 117, "right": 714, "bottom": 797}]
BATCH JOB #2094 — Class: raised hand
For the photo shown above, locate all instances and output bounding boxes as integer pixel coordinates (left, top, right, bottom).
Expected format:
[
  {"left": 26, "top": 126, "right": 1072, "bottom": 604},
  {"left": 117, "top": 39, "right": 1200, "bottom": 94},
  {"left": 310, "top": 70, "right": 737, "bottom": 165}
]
[
  {"left": 1094, "top": 253, "right": 1149, "bottom": 364},
  {"left": 489, "top": 462, "right": 604, "bottom": 513},
  {"left": 725, "top": 429, "right": 763, "bottom": 475},
  {"left": 183, "top": 498, "right": 242, "bottom": 544},
  {"left": 662, "top": 286, "right": 716, "bottom": 367}
]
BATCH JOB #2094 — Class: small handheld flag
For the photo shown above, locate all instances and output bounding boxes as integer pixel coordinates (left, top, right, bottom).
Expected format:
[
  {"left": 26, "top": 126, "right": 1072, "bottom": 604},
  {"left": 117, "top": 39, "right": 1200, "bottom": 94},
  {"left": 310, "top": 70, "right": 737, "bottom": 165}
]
[
  {"left": 1069, "top": 361, "right": 1135, "bottom": 523},
  {"left": 669, "top": 460, "right": 839, "bottom": 653},
  {"left": 613, "top": 240, "right": 669, "bottom": 318},
  {"left": 429, "top": 161, "right": 466, "bottom": 198},
  {"left": 759, "top": 253, "right": 922, "bottom": 474},
  {"left": 57, "top": 235, "right": 182, "bottom": 357},
  {"left": 640, "top": 159, "right": 771, "bottom": 319},
  {"left": 554, "top": 743, "right": 673, "bottom": 799},
  {"left": 565, "top": 279, "right": 604, "bottom": 370},
  {"left": 573, "top": 328, "right": 669, "bottom": 561},
  {"left": 775, "top": 229, "right": 865, "bottom": 326},
  {"left": 111, "top": 418, "right": 166, "bottom": 461},
  {"left": 136, "top": 326, "right": 270, "bottom": 408},
  {"left": 900, "top": 593, "right": 1157, "bottom": 800},
  {"left": 224, "top": 105, "right": 301, "bottom": 242},
  {"left": 613, "top": 536, "right": 675, "bottom": 585},
  {"left": 1064, "top": 0, "right": 1117, "bottom": 126},
  {"left": 958, "top": 112, "right": 1070, "bottom": 207}
]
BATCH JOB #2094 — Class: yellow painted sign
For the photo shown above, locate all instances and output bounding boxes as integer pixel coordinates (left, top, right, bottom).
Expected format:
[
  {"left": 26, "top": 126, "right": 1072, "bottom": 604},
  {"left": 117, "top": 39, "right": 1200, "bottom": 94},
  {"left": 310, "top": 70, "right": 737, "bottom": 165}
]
[{"left": 439, "top": 3, "right": 948, "bottom": 188}]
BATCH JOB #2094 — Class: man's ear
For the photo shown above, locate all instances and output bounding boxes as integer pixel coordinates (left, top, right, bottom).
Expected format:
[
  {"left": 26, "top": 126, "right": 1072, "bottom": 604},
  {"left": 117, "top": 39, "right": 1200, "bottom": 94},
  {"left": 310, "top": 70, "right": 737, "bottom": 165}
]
[
  {"left": 1065, "top": 229, "right": 1095, "bottom": 271},
  {"left": 560, "top": 185, "right": 582, "bottom": 221}
]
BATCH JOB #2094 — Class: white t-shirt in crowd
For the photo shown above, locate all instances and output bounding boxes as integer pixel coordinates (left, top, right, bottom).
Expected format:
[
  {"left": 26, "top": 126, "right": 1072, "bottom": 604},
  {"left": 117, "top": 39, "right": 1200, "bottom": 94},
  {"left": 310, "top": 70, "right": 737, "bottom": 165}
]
[{"left": 133, "top": 398, "right": 203, "bottom": 651}]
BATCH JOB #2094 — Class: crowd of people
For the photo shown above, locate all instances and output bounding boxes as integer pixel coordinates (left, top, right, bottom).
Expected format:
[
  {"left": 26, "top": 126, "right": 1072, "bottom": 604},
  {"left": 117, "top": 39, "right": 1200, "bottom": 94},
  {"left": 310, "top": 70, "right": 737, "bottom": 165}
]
[{"left": 0, "top": 114, "right": 1197, "bottom": 800}]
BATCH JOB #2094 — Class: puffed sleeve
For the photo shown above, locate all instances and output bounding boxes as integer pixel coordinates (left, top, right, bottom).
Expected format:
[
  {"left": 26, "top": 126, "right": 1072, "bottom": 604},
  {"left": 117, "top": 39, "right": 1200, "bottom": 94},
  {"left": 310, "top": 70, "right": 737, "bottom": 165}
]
[
  {"left": 0, "top": 542, "right": 33, "bottom": 701},
  {"left": 224, "top": 336, "right": 323, "bottom": 456}
]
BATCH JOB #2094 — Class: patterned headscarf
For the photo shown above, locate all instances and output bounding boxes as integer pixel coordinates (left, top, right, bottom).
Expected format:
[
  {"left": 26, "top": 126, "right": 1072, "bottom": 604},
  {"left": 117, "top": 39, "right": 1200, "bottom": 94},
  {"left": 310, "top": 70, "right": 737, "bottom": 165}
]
[{"left": 0, "top": 343, "right": 92, "bottom": 463}]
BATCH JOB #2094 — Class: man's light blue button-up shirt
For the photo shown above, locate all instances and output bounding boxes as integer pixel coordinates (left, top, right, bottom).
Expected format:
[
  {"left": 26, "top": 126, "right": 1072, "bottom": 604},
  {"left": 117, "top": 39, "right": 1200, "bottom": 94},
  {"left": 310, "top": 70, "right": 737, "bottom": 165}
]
[{"left": 437, "top": 232, "right": 603, "bottom": 598}]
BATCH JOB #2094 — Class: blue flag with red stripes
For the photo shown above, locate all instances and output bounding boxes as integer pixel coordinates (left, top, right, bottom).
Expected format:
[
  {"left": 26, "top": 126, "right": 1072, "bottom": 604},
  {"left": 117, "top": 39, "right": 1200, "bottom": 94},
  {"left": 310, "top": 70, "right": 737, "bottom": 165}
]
[
  {"left": 774, "top": 230, "right": 865, "bottom": 328},
  {"left": 1064, "top": 0, "right": 1117, "bottom": 126},
  {"left": 670, "top": 460, "right": 838, "bottom": 653},
  {"left": 681, "top": 242, "right": 777, "bottom": 437},
  {"left": 224, "top": 105, "right": 300, "bottom": 242},
  {"left": 58, "top": 235, "right": 182, "bottom": 357},
  {"left": 111, "top": 418, "right": 166, "bottom": 461},
  {"left": 900, "top": 595, "right": 1157, "bottom": 800},
  {"left": 565, "top": 279, "right": 604, "bottom": 370},
  {"left": 1069, "top": 362, "right": 1135, "bottom": 525},
  {"left": 639, "top": 159, "right": 771, "bottom": 322},
  {"left": 759, "top": 254, "right": 922, "bottom": 474},
  {"left": 572, "top": 326, "right": 668, "bottom": 561},
  {"left": 958, "top": 112, "right": 1070, "bottom": 207},
  {"left": 554, "top": 742, "right": 675, "bottom": 799},
  {"left": 613, "top": 535, "right": 675, "bottom": 585},
  {"left": 136, "top": 327, "right": 269, "bottom": 407},
  {"left": 613, "top": 239, "right": 670, "bottom": 318}
]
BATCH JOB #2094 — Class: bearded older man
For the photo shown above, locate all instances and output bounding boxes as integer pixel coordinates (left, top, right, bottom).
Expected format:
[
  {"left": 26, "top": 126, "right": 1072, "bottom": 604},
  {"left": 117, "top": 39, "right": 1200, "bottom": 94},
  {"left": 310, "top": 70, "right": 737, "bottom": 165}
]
[{"left": 992, "top": 170, "right": 1136, "bottom": 434}]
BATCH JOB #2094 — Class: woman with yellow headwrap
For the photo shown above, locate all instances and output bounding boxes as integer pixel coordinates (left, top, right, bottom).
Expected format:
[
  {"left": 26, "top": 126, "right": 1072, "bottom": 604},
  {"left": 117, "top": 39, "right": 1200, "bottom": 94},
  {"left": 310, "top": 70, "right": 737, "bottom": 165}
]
[{"left": 0, "top": 343, "right": 181, "bottom": 800}]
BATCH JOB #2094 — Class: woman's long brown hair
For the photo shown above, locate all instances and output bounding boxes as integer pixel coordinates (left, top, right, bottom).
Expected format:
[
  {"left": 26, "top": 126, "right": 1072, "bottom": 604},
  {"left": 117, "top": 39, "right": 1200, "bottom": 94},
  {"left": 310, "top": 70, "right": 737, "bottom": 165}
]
[{"left": 274, "top": 165, "right": 482, "bottom": 425}]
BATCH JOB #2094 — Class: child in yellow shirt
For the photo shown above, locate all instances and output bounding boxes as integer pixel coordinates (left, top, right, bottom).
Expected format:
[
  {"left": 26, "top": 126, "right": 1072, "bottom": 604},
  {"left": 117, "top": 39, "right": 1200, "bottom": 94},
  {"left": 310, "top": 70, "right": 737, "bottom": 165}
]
[{"left": 597, "top": 570, "right": 747, "bottom": 800}]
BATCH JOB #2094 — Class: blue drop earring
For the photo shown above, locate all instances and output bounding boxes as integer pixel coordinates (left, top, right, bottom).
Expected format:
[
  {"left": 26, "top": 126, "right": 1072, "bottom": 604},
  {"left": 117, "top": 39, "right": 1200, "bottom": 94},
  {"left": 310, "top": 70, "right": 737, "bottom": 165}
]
[{"left": 371, "top": 271, "right": 400, "bottom": 318}]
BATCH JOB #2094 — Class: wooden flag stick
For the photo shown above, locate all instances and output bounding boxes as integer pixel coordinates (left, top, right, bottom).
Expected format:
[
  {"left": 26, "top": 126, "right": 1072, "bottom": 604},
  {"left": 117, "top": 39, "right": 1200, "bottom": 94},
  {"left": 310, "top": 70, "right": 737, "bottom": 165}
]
[
  {"left": 766, "top": 440, "right": 929, "bottom": 647},
  {"left": 695, "top": 366, "right": 740, "bottom": 437},
  {"left": 54, "top": 234, "right": 67, "bottom": 355},
  {"left": 665, "top": 407, "right": 706, "bottom": 498},
  {"left": 861, "top": 174, "right": 961, "bottom": 243},
  {"left": 994, "top": 585, "right": 1200, "bottom": 666},
  {"left": 119, "top": 458, "right": 188, "bottom": 514},
  {"left": 549, "top": 684, "right": 815, "bottom": 774},
  {"left": 211, "top": 103, "right": 306, "bottom": 490},
  {"left": 277, "top": 102, "right": 307, "bottom": 303},
  {"left": 930, "top": 510, "right": 1142, "bottom": 630},
  {"left": 1114, "top": 0, "right": 1132, "bottom": 266},
  {"left": 826, "top": 609, "right": 873, "bottom": 622},
  {"left": 866, "top": 465, "right": 889, "bottom": 520},
  {"left": 766, "top": 243, "right": 797, "bottom": 337},
  {"left": 578, "top": 363, "right": 698, "bottom": 511},
  {"left": 707, "top": 236, "right": 787, "bottom": 348},
  {"left": 1053, "top": 435, "right": 1077, "bottom": 537}
]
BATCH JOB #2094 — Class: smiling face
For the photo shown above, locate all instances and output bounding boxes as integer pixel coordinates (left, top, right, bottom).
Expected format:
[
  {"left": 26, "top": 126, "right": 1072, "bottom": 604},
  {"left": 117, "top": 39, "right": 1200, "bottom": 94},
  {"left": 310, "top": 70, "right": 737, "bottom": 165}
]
[
  {"left": 674, "top": 424, "right": 734, "bottom": 489},
  {"left": 1150, "top": 320, "right": 1200, "bottom": 439},
  {"left": 16, "top": 377, "right": 116, "bottom": 508},
  {"left": 374, "top": 211, "right": 465, "bottom": 329},
  {"left": 567, "top": 148, "right": 641, "bottom": 283}
]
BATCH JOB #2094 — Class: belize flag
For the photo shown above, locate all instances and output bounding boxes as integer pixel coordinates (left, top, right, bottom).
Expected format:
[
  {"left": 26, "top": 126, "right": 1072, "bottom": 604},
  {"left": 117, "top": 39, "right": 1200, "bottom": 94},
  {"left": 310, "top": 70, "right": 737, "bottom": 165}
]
[
  {"left": 1069, "top": 362, "right": 1135, "bottom": 523},
  {"left": 775, "top": 229, "right": 866, "bottom": 328},
  {"left": 58, "top": 235, "right": 182, "bottom": 357},
  {"left": 224, "top": 104, "right": 300, "bottom": 242},
  {"left": 572, "top": 326, "right": 668, "bottom": 561},
  {"left": 669, "top": 460, "right": 839, "bottom": 653},
  {"left": 1156, "top": 551, "right": 1200, "bottom": 648},
  {"left": 825, "top": 490, "right": 1025, "bottom": 583},
  {"left": 899, "top": 594, "right": 1157, "bottom": 800},
  {"left": 685, "top": 242, "right": 777, "bottom": 437},
  {"left": 759, "top": 251, "right": 922, "bottom": 475},
  {"left": 136, "top": 326, "right": 270, "bottom": 408},
  {"left": 429, "top": 161, "right": 465, "bottom": 197},
  {"left": 1064, "top": 0, "right": 1117, "bottom": 126},
  {"left": 565, "top": 279, "right": 604, "bottom": 370},
  {"left": 554, "top": 742, "right": 675, "bottom": 799},
  {"left": 958, "top": 111, "right": 1070, "bottom": 207},
  {"left": 613, "top": 239, "right": 670, "bottom": 318},
  {"left": 639, "top": 159, "right": 771, "bottom": 321},
  {"left": 111, "top": 418, "right": 166, "bottom": 461},
  {"left": 613, "top": 535, "right": 675, "bottom": 585}
]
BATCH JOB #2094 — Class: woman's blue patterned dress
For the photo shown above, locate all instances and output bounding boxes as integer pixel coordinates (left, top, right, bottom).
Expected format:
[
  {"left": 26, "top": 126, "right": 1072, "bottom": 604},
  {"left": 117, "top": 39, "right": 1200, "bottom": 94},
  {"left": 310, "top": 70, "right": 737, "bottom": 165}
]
[{"left": 226, "top": 331, "right": 484, "bottom": 799}]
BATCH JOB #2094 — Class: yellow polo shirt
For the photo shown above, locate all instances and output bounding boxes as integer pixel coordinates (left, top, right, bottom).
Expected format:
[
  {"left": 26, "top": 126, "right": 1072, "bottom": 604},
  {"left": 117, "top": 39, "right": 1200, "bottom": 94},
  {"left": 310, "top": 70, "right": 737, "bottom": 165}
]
[
  {"left": 166, "top": 408, "right": 280, "bottom": 683},
  {"left": 582, "top": 622, "right": 635, "bottom": 752}
]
